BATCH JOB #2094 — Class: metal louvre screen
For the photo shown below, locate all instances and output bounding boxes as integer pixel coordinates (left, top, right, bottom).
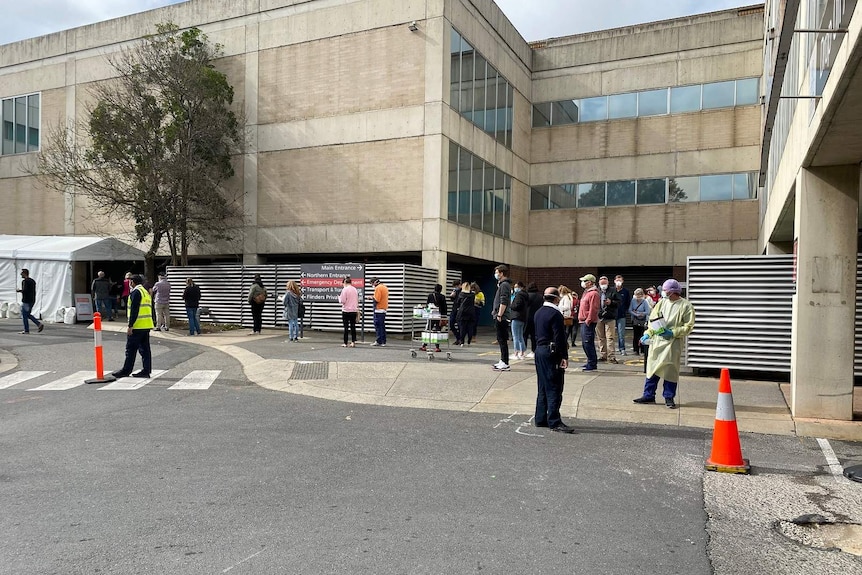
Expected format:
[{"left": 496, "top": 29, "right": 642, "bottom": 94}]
[
  {"left": 856, "top": 256, "right": 862, "bottom": 377},
  {"left": 686, "top": 255, "right": 794, "bottom": 372},
  {"left": 165, "top": 264, "right": 460, "bottom": 333}
]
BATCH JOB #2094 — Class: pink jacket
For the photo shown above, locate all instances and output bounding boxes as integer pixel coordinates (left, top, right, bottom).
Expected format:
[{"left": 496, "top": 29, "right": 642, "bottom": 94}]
[
  {"left": 578, "top": 287, "right": 600, "bottom": 324},
  {"left": 339, "top": 285, "right": 359, "bottom": 312}
]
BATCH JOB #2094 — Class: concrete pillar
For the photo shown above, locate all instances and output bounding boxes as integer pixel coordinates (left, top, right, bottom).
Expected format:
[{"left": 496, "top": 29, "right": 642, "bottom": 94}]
[
  {"left": 242, "top": 23, "right": 260, "bottom": 264},
  {"left": 790, "top": 165, "right": 858, "bottom": 420},
  {"left": 422, "top": 249, "right": 448, "bottom": 286}
]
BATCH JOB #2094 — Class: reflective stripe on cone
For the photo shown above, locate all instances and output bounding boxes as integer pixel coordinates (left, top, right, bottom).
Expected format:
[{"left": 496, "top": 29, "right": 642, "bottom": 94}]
[{"left": 705, "top": 368, "right": 750, "bottom": 474}]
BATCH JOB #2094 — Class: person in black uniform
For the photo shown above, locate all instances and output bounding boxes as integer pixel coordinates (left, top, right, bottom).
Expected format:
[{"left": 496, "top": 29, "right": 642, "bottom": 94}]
[
  {"left": 111, "top": 274, "right": 154, "bottom": 378},
  {"left": 17, "top": 268, "right": 44, "bottom": 334},
  {"left": 533, "top": 287, "right": 574, "bottom": 433}
]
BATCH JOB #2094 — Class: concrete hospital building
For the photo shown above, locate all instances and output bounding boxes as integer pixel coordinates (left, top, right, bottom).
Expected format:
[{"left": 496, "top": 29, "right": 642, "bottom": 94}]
[{"left": 0, "top": 0, "right": 860, "bottom": 422}]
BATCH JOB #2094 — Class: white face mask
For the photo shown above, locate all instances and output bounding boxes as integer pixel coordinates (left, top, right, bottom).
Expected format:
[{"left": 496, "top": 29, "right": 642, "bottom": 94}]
[
  {"left": 615, "top": 281, "right": 622, "bottom": 288},
  {"left": 494, "top": 273, "right": 500, "bottom": 281},
  {"left": 660, "top": 290, "right": 667, "bottom": 298},
  {"left": 600, "top": 283, "right": 608, "bottom": 291},
  {"left": 580, "top": 281, "right": 587, "bottom": 288}
]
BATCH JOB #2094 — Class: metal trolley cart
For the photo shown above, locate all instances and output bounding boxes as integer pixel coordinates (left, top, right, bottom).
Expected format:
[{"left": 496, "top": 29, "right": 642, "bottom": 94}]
[{"left": 409, "top": 306, "right": 451, "bottom": 360}]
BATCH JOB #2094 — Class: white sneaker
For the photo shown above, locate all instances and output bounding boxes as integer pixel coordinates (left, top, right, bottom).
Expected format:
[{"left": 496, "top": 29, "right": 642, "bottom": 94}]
[
  {"left": 526, "top": 351, "right": 535, "bottom": 359},
  {"left": 493, "top": 363, "right": 511, "bottom": 371},
  {"left": 493, "top": 360, "right": 506, "bottom": 369},
  {"left": 370, "top": 342, "right": 380, "bottom": 346}
]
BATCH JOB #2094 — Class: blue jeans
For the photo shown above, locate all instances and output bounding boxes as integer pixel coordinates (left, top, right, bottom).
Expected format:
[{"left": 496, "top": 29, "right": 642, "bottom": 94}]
[
  {"left": 96, "top": 297, "right": 112, "bottom": 320},
  {"left": 186, "top": 307, "right": 201, "bottom": 335},
  {"left": 21, "top": 302, "right": 41, "bottom": 333},
  {"left": 511, "top": 319, "right": 526, "bottom": 354},
  {"left": 288, "top": 318, "right": 299, "bottom": 340},
  {"left": 616, "top": 317, "right": 627, "bottom": 351},
  {"left": 534, "top": 345, "right": 565, "bottom": 428},
  {"left": 373, "top": 312, "right": 386, "bottom": 344},
  {"left": 643, "top": 374, "right": 678, "bottom": 399},
  {"left": 580, "top": 323, "right": 597, "bottom": 368}
]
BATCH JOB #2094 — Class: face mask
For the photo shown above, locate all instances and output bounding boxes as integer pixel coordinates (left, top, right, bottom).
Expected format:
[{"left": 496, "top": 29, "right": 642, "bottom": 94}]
[
  {"left": 660, "top": 290, "right": 667, "bottom": 298},
  {"left": 600, "top": 284, "right": 607, "bottom": 291},
  {"left": 580, "top": 281, "right": 587, "bottom": 288},
  {"left": 494, "top": 273, "right": 500, "bottom": 280},
  {"left": 514, "top": 287, "right": 521, "bottom": 292},
  {"left": 615, "top": 281, "right": 622, "bottom": 288}
]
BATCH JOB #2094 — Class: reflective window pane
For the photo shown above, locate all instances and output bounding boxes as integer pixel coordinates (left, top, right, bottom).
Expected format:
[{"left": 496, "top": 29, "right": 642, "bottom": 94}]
[
  {"left": 472, "top": 55, "right": 487, "bottom": 129},
  {"left": 638, "top": 88, "right": 668, "bottom": 116},
  {"left": 504, "top": 181, "right": 511, "bottom": 239},
  {"left": 459, "top": 51, "right": 473, "bottom": 116},
  {"left": 702, "top": 81, "right": 736, "bottom": 110},
  {"left": 637, "top": 178, "right": 666, "bottom": 204},
  {"left": 736, "top": 78, "right": 759, "bottom": 105},
  {"left": 550, "top": 183, "right": 577, "bottom": 209},
  {"left": 450, "top": 29, "right": 461, "bottom": 54},
  {"left": 496, "top": 80, "right": 509, "bottom": 144},
  {"left": 485, "top": 70, "right": 498, "bottom": 136},
  {"left": 607, "top": 180, "right": 635, "bottom": 206},
  {"left": 2, "top": 99, "right": 13, "bottom": 155},
  {"left": 483, "top": 165, "right": 496, "bottom": 233},
  {"left": 670, "top": 85, "right": 701, "bottom": 113},
  {"left": 579, "top": 96, "right": 607, "bottom": 122},
  {"left": 550, "top": 100, "right": 578, "bottom": 125},
  {"left": 15, "top": 97, "right": 27, "bottom": 153},
  {"left": 531, "top": 186, "right": 550, "bottom": 210},
  {"left": 700, "top": 174, "right": 733, "bottom": 201},
  {"left": 27, "top": 94, "right": 39, "bottom": 151},
  {"left": 608, "top": 92, "right": 637, "bottom": 119},
  {"left": 578, "top": 182, "right": 606, "bottom": 207},
  {"left": 733, "top": 172, "right": 757, "bottom": 199},
  {"left": 504, "top": 84, "right": 514, "bottom": 148},
  {"left": 669, "top": 176, "right": 699, "bottom": 202},
  {"left": 532, "top": 103, "right": 551, "bottom": 128},
  {"left": 494, "top": 170, "right": 506, "bottom": 236}
]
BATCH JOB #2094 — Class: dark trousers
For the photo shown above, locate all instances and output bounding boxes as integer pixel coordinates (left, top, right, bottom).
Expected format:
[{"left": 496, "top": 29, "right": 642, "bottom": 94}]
[
  {"left": 632, "top": 324, "right": 645, "bottom": 354},
  {"left": 643, "top": 374, "right": 678, "bottom": 399},
  {"left": 459, "top": 318, "right": 476, "bottom": 344},
  {"left": 534, "top": 345, "right": 564, "bottom": 428},
  {"left": 121, "top": 329, "right": 152, "bottom": 374},
  {"left": 643, "top": 344, "right": 650, "bottom": 374},
  {"left": 373, "top": 312, "right": 386, "bottom": 344},
  {"left": 496, "top": 319, "right": 510, "bottom": 364},
  {"left": 342, "top": 312, "right": 357, "bottom": 344},
  {"left": 525, "top": 320, "right": 537, "bottom": 352},
  {"left": 250, "top": 301, "right": 264, "bottom": 332},
  {"left": 580, "top": 322, "right": 597, "bottom": 368}
]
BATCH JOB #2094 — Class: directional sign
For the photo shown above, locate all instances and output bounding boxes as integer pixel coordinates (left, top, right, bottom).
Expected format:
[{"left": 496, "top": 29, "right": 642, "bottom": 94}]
[{"left": 300, "top": 263, "right": 365, "bottom": 302}]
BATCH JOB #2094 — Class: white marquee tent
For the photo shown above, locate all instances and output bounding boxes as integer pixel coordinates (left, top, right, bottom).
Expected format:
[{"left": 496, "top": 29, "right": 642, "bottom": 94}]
[{"left": 0, "top": 235, "right": 145, "bottom": 322}]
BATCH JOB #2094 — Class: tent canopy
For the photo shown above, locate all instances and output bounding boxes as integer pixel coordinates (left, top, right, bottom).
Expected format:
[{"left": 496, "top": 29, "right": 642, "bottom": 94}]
[{"left": 0, "top": 235, "right": 145, "bottom": 262}]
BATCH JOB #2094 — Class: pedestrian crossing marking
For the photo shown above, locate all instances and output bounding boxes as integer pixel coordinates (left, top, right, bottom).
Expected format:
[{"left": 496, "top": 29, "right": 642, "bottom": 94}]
[
  {"left": 168, "top": 370, "right": 220, "bottom": 390},
  {"left": 0, "top": 371, "right": 50, "bottom": 389},
  {"left": 28, "top": 371, "right": 94, "bottom": 391},
  {"left": 99, "top": 370, "right": 168, "bottom": 391}
]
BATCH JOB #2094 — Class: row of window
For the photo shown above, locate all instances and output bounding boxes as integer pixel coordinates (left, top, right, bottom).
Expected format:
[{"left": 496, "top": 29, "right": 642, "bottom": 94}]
[
  {"left": 530, "top": 172, "right": 758, "bottom": 210},
  {"left": 532, "top": 78, "right": 760, "bottom": 127},
  {"left": 447, "top": 143, "right": 512, "bottom": 238},
  {"left": 2, "top": 93, "right": 40, "bottom": 156},
  {"left": 451, "top": 29, "right": 514, "bottom": 150}
]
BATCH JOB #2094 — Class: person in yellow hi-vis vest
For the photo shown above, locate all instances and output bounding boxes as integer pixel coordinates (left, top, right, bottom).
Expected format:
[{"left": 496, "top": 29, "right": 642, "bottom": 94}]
[{"left": 111, "top": 274, "right": 155, "bottom": 378}]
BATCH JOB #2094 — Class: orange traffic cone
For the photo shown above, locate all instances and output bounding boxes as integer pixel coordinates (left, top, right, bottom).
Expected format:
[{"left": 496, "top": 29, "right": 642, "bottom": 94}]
[{"left": 705, "top": 368, "right": 750, "bottom": 474}]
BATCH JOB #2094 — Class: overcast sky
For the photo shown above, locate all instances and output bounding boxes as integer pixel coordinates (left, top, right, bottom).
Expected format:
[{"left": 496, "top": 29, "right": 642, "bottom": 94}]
[{"left": 1, "top": 0, "right": 756, "bottom": 46}]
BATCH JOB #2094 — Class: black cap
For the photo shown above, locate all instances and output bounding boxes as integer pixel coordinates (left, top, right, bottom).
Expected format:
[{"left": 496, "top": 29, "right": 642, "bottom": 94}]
[{"left": 369, "top": 277, "right": 379, "bottom": 284}]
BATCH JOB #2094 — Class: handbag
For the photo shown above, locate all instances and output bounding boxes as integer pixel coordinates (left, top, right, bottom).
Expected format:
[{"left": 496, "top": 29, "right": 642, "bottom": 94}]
[
  {"left": 563, "top": 317, "right": 574, "bottom": 326},
  {"left": 253, "top": 291, "right": 266, "bottom": 304}
]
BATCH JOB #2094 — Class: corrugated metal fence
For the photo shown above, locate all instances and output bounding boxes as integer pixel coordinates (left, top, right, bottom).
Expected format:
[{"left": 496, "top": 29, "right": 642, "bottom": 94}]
[{"left": 165, "top": 264, "right": 460, "bottom": 333}]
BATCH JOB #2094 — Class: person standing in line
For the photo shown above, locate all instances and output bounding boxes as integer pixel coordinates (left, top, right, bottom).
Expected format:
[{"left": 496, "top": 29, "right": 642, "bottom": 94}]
[
  {"left": 448, "top": 280, "right": 462, "bottom": 346},
  {"left": 646, "top": 285, "right": 660, "bottom": 305},
  {"left": 524, "top": 282, "right": 543, "bottom": 359},
  {"left": 558, "top": 285, "right": 576, "bottom": 349},
  {"left": 533, "top": 287, "right": 575, "bottom": 433},
  {"left": 182, "top": 278, "right": 202, "bottom": 336},
  {"left": 109, "top": 278, "right": 123, "bottom": 319},
  {"left": 152, "top": 272, "right": 172, "bottom": 331},
  {"left": 91, "top": 271, "right": 113, "bottom": 321},
  {"left": 491, "top": 264, "right": 512, "bottom": 371},
  {"left": 111, "top": 274, "right": 154, "bottom": 378},
  {"left": 614, "top": 275, "right": 631, "bottom": 356},
  {"left": 509, "top": 281, "right": 528, "bottom": 360},
  {"left": 629, "top": 288, "right": 651, "bottom": 356},
  {"left": 283, "top": 280, "right": 302, "bottom": 342},
  {"left": 595, "top": 275, "right": 621, "bottom": 364},
  {"left": 633, "top": 279, "right": 696, "bottom": 409},
  {"left": 248, "top": 274, "right": 267, "bottom": 335},
  {"left": 121, "top": 272, "right": 133, "bottom": 312},
  {"left": 424, "top": 283, "right": 448, "bottom": 352},
  {"left": 454, "top": 282, "right": 477, "bottom": 347},
  {"left": 17, "top": 268, "right": 44, "bottom": 334},
  {"left": 578, "top": 274, "right": 600, "bottom": 372},
  {"left": 367, "top": 277, "right": 389, "bottom": 346},
  {"left": 339, "top": 276, "right": 359, "bottom": 347},
  {"left": 470, "top": 282, "right": 485, "bottom": 343}
]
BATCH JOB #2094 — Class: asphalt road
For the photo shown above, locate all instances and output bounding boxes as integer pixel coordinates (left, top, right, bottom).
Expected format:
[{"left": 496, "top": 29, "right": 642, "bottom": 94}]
[{"left": 0, "top": 321, "right": 860, "bottom": 574}]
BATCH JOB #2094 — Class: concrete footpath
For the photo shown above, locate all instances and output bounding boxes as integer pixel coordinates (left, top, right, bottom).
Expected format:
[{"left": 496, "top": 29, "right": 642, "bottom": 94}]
[{"left": 130, "top": 325, "right": 861, "bottom": 441}]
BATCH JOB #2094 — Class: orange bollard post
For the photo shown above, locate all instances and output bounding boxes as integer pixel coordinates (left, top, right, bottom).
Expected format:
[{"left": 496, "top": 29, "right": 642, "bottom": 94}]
[
  {"left": 85, "top": 312, "right": 116, "bottom": 384},
  {"left": 705, "top": 368, "right": 750, "bottom": 474}
]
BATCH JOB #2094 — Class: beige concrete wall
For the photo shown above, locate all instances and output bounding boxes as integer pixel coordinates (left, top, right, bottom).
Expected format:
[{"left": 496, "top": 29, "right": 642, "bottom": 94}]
[
  {"left": 257, "top": 138, "right": 425, "bottom": 228},
  {"left": 0, "top": 175, "right": 65, "bottom": 234}
]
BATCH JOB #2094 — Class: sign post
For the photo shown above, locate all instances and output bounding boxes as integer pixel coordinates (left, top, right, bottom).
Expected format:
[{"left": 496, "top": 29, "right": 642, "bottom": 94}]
[{"left": 301, "top": 263, "right": 365, "bottom": 341}]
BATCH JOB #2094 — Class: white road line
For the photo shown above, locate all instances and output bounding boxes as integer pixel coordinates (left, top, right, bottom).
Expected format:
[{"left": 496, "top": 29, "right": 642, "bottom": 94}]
[
  {"left": 28, "top": 371, "right": 94, "bottom": 391},
  {"left": 168, "top": 370, "right": 220, "bottom": 390},
  {"left": 816, "top": 437, "right": 844, "bottom": 482},
  {"left": 0, "top": 371, "right": 50, "bottom": 389},
  {"left": 493, "top": 411, "right": 518, "bottom": 429},
  {"left": 99, "top": 370, "right": 167, "bottom": 391}
]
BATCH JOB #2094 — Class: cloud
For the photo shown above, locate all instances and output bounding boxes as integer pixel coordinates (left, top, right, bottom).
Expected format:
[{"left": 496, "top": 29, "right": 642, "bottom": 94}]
[
  {"left": 493, "top": 0, "right": 757, "bottom": 41},
  {"left": 1, "top": 0, "right": 186, "bottom": 45}
]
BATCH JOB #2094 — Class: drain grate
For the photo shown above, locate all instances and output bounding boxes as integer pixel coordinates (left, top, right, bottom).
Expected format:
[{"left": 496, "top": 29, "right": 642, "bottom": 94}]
[{"left": 290, "top": 362, "right": 329, "bottom": 381}]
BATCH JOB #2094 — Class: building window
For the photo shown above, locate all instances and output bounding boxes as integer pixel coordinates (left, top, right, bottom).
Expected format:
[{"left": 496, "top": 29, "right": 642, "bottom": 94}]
[
  {"left": 448, "top": 141, "right": 512, "bottom": 238},
  {"left": 1, "top": 93, "right": 39, "bottom": 156},
  {"left": 451, "top": 28, "right": 514, "bottom": 149},
  {"left": 530, "top": 172, "right": 758, "bottom": 210},
  {"left": 531, "top": 79, "right": 760, "bottom": 128}
]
